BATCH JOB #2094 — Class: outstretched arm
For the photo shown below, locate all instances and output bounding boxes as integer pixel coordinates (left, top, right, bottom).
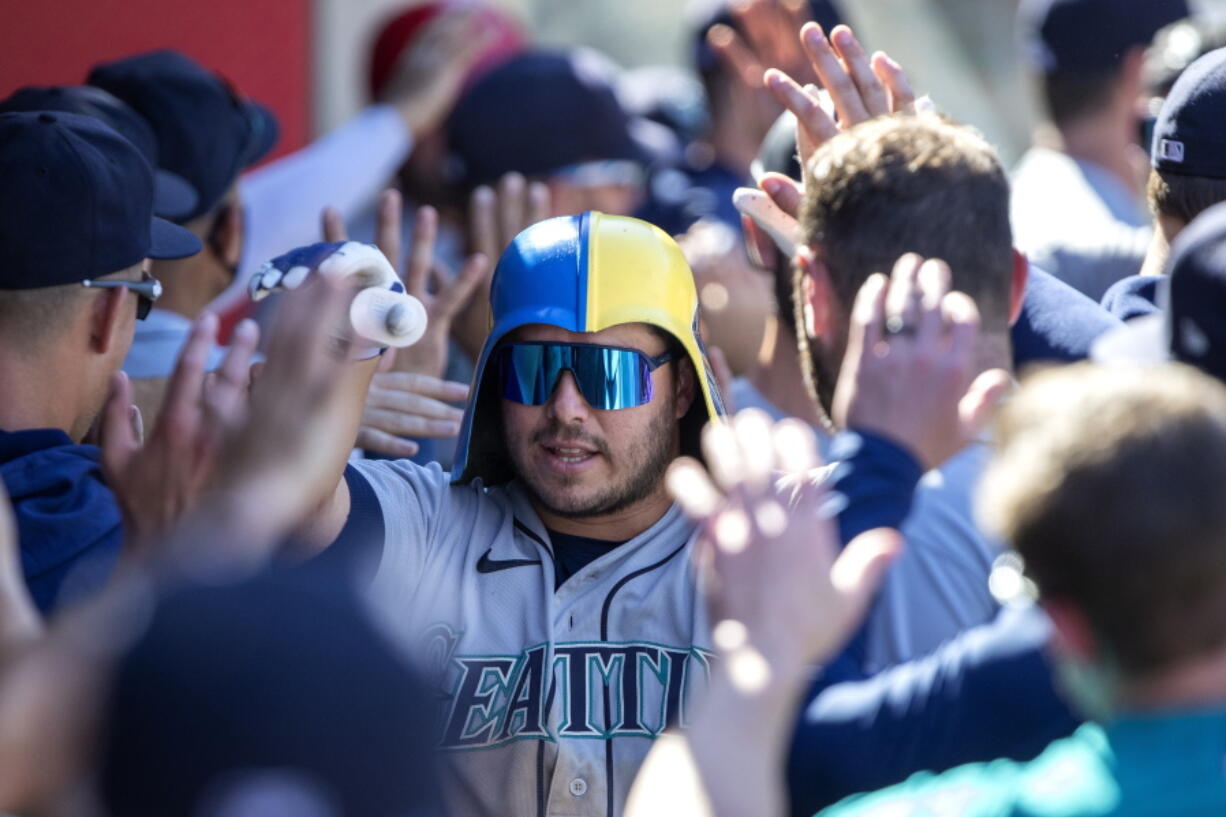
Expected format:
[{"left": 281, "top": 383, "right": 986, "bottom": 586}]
[
  {"left": 786, "top": 603, "right": 1077, "bottom": 816},
  {"left": 626, "top": 410, "right": 900, "bottom": 817}
]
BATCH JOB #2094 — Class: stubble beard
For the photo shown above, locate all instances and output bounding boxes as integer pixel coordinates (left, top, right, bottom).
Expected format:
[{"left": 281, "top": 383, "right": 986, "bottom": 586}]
[
  {"left": 513, "top": 396, "right": 679, "bottom": 521},
  {"left": 804, "top": 337, "right": 841, "bottom": 423}
]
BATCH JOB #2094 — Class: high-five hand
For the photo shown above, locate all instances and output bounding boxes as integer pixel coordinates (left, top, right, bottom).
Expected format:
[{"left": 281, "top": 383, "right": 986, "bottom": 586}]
[
  {"left": 100, "top": 313, "right": 260, "bottom": 554},
  {"left": 765, "top": 23, "right": 916, "bottom": 164},
  {"left": 452, "top": 173, "right": 551, "bottom": 360},
  {"left": 833, "top": 255, "right": 1011, "bottom": 471},
  {"left": 738, "top": 23, "right": 919, "bottom": 269},
  {"left": 667, "top": 409, "right": 901, "bottom": 673},
  {"left": 323, "top": 190, "right": 485, "bottom": 458}
]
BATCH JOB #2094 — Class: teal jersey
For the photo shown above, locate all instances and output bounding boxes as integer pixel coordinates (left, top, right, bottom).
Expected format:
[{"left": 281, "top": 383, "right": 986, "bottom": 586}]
[{"left": 819, "top": 710, "right": 1226, "bottom": 817}]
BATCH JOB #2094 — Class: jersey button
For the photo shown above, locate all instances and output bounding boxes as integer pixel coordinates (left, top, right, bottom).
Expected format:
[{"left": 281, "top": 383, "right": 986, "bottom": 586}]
[{"left": 569, "top": 778, "right": 588, "bottom": 797}]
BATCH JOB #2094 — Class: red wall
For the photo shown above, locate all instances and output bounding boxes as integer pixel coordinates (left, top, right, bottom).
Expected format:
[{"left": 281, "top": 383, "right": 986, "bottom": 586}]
[{"left": 1, "top": 0, "right": 311, "bottom": 160}]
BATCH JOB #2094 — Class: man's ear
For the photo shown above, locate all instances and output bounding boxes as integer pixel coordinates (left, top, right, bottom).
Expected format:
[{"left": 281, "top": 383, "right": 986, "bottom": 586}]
[
  {"left": 794, "top": 245, "right": 835, "bottom": 342},
  {"left": 1009, "top": 249, "right": 1029, "bottom": 327},
  {"left": 673, "top": 355, "right": 698, "bottom": 420},
  {"left": 209, "top": 200, "right": 244, "bottom": 270},
  {"left": 1043, "top": 598, "right": 1099, "bottom": 664},
  {"left": 90, "top": 287, "right": 130, "bottom": 355}
]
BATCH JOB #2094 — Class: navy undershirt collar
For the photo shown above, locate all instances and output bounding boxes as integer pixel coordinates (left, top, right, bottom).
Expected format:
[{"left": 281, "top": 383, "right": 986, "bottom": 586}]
[{"left": 547, "top": 528, "right": 627, "bottom": 589}]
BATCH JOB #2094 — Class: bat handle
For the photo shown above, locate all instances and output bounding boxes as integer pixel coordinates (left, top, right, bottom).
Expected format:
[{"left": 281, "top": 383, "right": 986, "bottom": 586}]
[{"left": 349, "top": 287, "right": 428, "bottom": 348}]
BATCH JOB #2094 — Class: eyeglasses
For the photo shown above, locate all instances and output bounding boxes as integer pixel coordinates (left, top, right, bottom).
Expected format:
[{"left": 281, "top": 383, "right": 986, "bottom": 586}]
[
  {"left": 495, "top": 341, "right": 675, "bottom": 411},
  {"left": 81, "top": 271, "right": 163, "bottom": 320}
]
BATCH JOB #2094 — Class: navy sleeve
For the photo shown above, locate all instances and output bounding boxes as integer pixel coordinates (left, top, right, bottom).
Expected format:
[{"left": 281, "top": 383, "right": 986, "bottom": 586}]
[
  {"left": 784, "top": 426, "right": 1081, "bottom": 815},
  {"left": 827, "top": 430, "right": 925, "bottom": 547},
  {"left": 1100, "top": 275, "right": 1164, "bottom": 322},
  {"left": 1012, "top": 265, "right": 1122, "bottom": 367},
  {"left": 819, "top": 430, "right": 920, "bottom": 673},
  {"left": 308, "top": 464, "right": 386, "bottom": 586},
  {"left": 785, "top": 605, "right": 1080, "bottom": 816}
]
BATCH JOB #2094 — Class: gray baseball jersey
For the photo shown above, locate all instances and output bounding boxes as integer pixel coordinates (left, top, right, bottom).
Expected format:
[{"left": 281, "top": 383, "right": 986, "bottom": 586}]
[{"left": 349, "top": 459, "right": 713, "bottom": 817}]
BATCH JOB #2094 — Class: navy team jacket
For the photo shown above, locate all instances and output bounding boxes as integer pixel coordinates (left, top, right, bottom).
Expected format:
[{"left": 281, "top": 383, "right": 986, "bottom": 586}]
[
  {"left": 786, "top": 430, "right": 1080, "bottom": 816},
  {"left": 0, "top": 428, "right": 123, "bottom": 613}
]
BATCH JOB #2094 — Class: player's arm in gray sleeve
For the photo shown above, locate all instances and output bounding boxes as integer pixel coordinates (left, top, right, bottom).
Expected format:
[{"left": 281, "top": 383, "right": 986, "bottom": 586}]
[{"left": 340, "top": 458, "right": 455, "bottom": 582}]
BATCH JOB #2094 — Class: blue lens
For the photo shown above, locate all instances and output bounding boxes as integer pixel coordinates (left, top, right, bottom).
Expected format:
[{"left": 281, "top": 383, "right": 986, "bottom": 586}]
[{"left": 498, "top": 343, "right": 656, "bottom": 410}]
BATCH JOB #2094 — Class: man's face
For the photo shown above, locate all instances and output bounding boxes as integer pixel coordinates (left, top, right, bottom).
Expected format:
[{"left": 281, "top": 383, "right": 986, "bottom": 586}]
[{"left": 500, "top": 322, "right": 692, "bottom": 520}]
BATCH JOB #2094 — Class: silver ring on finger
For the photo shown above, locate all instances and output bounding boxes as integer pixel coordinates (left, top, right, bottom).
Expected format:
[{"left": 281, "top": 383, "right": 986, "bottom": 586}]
[{"left": 885, "top": 314, "right": 916, "bottom": 338}]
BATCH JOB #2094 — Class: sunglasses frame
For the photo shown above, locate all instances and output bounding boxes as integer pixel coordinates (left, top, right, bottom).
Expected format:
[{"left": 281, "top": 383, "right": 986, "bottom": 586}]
[
  {"left": 81, "top": 271, "right": 163, "bottom": 321},
  {"left": 496, "top": 340, "right": 676, "bottom": 410}
]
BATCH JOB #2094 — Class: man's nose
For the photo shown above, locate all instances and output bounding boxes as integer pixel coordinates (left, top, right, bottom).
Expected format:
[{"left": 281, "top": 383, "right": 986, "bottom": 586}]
[{"left": 546, "top": 370, "right": 593, "bottom": 422}]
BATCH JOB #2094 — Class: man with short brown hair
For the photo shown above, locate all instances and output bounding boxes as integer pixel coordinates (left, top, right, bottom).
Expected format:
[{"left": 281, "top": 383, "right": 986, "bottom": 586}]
[
  {"left": 797, "top": 113, "right": 1017, "bottom": 410},
  {"left": 793, "top": 110, "right": 1025, "bottom": 666}
]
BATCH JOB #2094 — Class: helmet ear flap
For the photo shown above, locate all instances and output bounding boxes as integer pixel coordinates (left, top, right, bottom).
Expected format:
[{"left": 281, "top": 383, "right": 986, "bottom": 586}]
[{"left": 455, "top": 363, "right": 518, "bottom": 486}]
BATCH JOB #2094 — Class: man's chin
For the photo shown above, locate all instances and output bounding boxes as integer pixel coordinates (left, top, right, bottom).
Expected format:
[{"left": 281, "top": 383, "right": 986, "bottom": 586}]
[{"left": 526, "top": 480, "right": 609, "bottom": 520}]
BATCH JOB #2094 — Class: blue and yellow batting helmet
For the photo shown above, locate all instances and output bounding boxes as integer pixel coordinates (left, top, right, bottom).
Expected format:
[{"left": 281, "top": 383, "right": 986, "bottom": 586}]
[{"left": 452, "top": 211, "right": 725, "bottom": 485}]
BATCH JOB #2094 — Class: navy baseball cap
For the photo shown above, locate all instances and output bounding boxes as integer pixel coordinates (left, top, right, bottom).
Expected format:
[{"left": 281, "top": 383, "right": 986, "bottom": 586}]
[
  {"left": 99, "top": 570, "right": 442, "bottom": 817},
  {"left": 1151, "top": 48, "right": 1226, "bottom": 178},
  {"left": 1093, "top": 200, "right": 1226, "bottom": 382},
  {"left": 0, "top": 85, "right": 198, "bottom": 219},
  {"left": 447, "top": 49, "right": 651, "bottom": 187},
  {"left": 0, "top": 111, "right": 201, "bottom": 290},
  {"left": 88, "top": 50, "right": 279, "bottom": 222},
  {"left": 1020, "top": 0, "right": 1189, "bottom": 74}
]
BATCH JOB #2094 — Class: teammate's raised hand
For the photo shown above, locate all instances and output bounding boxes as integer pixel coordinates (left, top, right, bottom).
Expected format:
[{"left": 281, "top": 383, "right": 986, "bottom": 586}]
[
  {"left": 380, "top": 7, "right": 502, "bottom": 136},
  {"left": 677, "top": 219, "right": 774, "bottom": 375},
  {"left": 323, "top": 190, "right": 486, "bottom": 457},
  {"left": 667, "top": 409, "right": 900, "bottom": 674},
  {"left": 467, "top": 172, "right": 552, "bottom": 263},
  {"left": 394, "top": 196, "right": 489, "bottom": 379},
  {"left": 357, "top": 372, "right": 469, "bottom": 458},
  {"left": 737, "top": 23, "right": 917, "bottom": 262},
  {"left": 832, "top": 255, "right": 1011, "bottom": 472},
  {"left": 452, "top": 173, "right": 551, "bottom": 360},
  {"left": 99, "top": 312, "right": 260, "bottom": 556},
  {"left": 706, "top": 0, "right": 819, "bottom": 142},
  {"left": 764, "top": 23, "right": 916, "bottom": 164}
]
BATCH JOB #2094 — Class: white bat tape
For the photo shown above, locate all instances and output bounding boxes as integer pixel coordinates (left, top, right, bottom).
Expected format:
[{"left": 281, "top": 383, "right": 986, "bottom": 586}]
[{"left": 349, "top": 287, "right": 428, "bottom": 348}]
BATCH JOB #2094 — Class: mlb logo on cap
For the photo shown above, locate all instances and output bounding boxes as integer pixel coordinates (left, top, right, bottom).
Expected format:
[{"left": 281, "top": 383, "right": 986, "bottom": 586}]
[{"left": 1158, "top": 138, "right": 1186, "bottom": 163}]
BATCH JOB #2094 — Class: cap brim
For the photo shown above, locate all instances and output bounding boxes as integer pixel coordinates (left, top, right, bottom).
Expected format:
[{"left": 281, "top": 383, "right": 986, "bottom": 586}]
[
  {"left": 240, "top": 100, "right": 280, "bottom": 168},
  {"left": 153, "top": 169, "right": 200, "bottom": 221},
  {"left": 147, "top": 216, "right": 203, "bottom": 260},
  {"left": 1090, "top": 313, "right": 1170, "bottom": 366}
]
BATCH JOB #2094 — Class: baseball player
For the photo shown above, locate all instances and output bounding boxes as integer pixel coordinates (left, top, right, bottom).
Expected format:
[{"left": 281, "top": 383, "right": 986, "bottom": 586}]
[{"left": 298, "top": 211, "right": 725, "bottom": 817}]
